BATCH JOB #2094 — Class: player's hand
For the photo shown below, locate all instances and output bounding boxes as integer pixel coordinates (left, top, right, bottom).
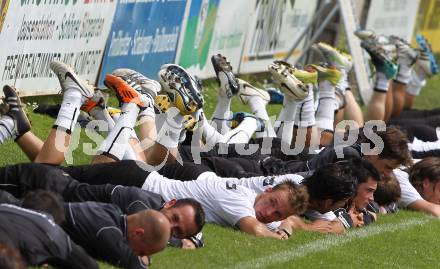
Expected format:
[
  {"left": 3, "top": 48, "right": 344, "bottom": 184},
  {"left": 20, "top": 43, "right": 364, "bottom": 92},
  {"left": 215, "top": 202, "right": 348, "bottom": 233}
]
[
  {"left": 349, "top": 209, "right": 364, "bottom": 228},
  {"left": 276, "top": 229, "right": 291, "bottom": 240},
  {"left": 140, "top": 256, "right": 151, "bottom": 266},
  {"left": 181, "top": 238, "right": 197, "bottom": 249},
  {"left": 307, "top": 219, "right": 332, "bottom": 233}
]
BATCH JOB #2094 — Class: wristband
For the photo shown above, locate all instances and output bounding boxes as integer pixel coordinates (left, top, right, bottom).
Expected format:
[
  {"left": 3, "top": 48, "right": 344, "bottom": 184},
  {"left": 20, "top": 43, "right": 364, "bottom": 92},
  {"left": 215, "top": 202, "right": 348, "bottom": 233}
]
[{"left": 280, "top": 228, "right": 291, "bottom": 238}]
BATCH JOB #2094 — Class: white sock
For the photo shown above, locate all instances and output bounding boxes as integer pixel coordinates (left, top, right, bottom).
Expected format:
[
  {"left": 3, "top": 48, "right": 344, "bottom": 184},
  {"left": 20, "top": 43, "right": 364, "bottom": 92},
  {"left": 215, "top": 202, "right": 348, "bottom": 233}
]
[
  {"left": 316, "top": 81, "right": 336, "bottom": 131},
  {"left": 139, "top": 106, "right": 156, "bottom": 120},
  {"left": 275, "top": 98, "right": 298, "bottom": 144},
  {"left": 409, "top": 137, "right": 440, "bottom": 152},
  {"left": 54, "top": 87, "right": 82, "bottom": 133},
  {"left": 211, "top": 95, "right": 232, "bottom": 134},
  {"left": 374, "top": 71, "right": 390, "bottom": 92},
  {"left": 336, "top": 69, "right": 348, "bottom": 94},
  {"left": 98, "top": 103, "right": 139, "bottom": 160},
  {"left": 121, "top": 130, "right": 139, "bottom": 161},
  {"left": 0, "top": 116, "right": 15, "bottom": 143},
  {"left": 248, "top": 95, "right": 275, "bottom": 138},
  {"left": 406, "top": 67, "right": 427, "bottom": 96},
  {"left": 294, "top": 88, "right": 315, "bottom": 127},
  {"left": 155, "top": 108, "right": 184, "bottom": 149},
  {"left": 220, "top": 117, "right": 258, "bottom": 144},
  {"left": 396, "top": 63, "right": 413, "bottom": 84},
  {"left": 201, "top": 120, "right": 224, "bottom": 145}
]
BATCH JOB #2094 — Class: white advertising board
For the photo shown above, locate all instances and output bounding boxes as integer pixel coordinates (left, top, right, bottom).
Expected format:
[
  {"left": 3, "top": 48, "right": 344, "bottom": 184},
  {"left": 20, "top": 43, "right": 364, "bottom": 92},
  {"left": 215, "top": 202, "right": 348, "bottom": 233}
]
[
  {"left": 0, "top": 0, "right": 117, "bottom": 96},
  {"left": 365, "top": 0, "right": 420, "bottom": 42},
  {"left": 176, "top": 0, "right": 253, "bottom": 79},
  {"left": 203, "top": 0, "right": 253, "bottom": 77},
  {"left": 239, "top": 0, "right": 318, "bottom": 74}
]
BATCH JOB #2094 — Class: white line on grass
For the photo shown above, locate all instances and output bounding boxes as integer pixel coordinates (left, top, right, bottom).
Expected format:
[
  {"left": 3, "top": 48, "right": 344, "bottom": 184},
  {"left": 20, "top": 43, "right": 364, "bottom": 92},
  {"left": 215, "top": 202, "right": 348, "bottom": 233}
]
[{"left": 227, "top": 218, "right": 430, "bottom": 269}]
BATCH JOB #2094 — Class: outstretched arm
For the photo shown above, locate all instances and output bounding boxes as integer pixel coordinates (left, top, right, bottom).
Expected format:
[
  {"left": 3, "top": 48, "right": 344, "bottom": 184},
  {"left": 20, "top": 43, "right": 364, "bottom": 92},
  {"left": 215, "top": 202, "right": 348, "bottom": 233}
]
[
  {"left": 408, "top": 199, "right": 440, "bottom": 217},
  {"left": 282, "top": 215, "right": 345, "bottom": 234},
  {"left": 238, "top": 216, "right": 284, "bottom": 239}
]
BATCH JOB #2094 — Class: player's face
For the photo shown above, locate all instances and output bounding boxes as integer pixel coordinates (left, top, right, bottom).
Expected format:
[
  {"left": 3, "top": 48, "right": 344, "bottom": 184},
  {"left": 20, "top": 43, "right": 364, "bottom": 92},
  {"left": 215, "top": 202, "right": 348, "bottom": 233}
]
[
  {"left": 365, "top": 156, "right": 400, "bottom": 178},
  {"left": 422, "top": 180, "right": 440, "bottom": 204},
  {"left": 353, "top": 177, "right": 377, "bottom": 209},
  {"left": 162, "top": 204, "right": 198, "bottom": 239},
  {"left": 254, "top": 189, "right": 293, "bottom": 223}
]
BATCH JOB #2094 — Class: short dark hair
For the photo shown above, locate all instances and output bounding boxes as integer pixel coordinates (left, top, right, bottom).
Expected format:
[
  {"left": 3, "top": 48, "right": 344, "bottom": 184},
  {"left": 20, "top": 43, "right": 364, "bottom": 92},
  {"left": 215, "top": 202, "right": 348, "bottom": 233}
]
[
  {"left": 374, "top": 174, "right": 401, "bottom": 206},
  {"left": 351, "top": 158, "right": 381, "bottom": 184},
  {"left": 304, "top": 162, "right": 357, "bottom": 203},
  {"left": 174, "top": 198, "right": 205, "bottom": 235},
  {"left": 22, "top": 190, "right": 65, "bottom": 224},
  {"left": 409, "top": 157, "right": 440, "bottom": 191},
  {"left": 361, "top": 126, "right": 412, "bottom": 166},
  {"left": 273, "top": 180, "right": 309, "bottom": 215}
]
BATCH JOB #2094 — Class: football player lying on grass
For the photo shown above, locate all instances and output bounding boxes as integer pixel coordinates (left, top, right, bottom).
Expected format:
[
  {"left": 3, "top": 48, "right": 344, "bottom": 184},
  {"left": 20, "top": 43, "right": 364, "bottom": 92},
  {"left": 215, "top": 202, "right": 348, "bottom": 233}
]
[
  {"left": 3, "top": 189, "right": 171, "bottom": 269},
  {"left": 394, "top": 157, "right": 440, "bottom": 217},
  {"left": 0, "top": 63, "right": 309, "bottom": 240},
  {"left": 367, "top": 174, "right": 401, "bottom": 215},
  {"left": 0, "top": 64, "right": 206, "bottom": 249},
  {"left": 281, "top": 159, "right": 379, "bottom": 233}
]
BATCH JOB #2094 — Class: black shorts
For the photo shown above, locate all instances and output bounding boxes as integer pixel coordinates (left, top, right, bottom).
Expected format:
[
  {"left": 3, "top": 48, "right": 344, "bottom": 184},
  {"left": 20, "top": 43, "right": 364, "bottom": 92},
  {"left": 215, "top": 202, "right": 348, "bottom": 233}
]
[
  {"left": 64, "top": 160, "right": 210, "bottom": 184},
  {"left": 0, "top": 163, "right": 122, "bottom": 204},
  {"left": 200, "top": 157, "right": 263, "bottom": 177},
  {"left": 62, "top": 160, "right": 151, "bottom": 187},
  {"left": 0, "top": 163, "right": 71, "bottom": 197},
  {"left": 179, "top": 137, "right": 308, "bottom": 163}
]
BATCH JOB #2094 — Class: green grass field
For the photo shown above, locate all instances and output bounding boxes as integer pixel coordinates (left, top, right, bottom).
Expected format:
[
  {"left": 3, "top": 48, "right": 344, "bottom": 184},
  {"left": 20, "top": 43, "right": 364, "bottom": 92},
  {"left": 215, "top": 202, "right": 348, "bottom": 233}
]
[{"left": 7, "top": 72, "right": 440, "bottom": 269}]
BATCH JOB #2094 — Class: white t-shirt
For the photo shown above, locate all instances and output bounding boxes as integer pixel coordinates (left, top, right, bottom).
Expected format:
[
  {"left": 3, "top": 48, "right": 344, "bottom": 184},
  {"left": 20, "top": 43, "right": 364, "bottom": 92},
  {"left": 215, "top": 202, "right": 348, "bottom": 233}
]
[
  {"left": 393, "top": 169, "right": 423, "bottom": 208},
  {"left": 224, "top": 174, "right": 304, "bottom": 193},
  {"left": 142, "top": 171, "right": 271, "bottom": 228},
  {"left": 408, "top": 137, "right": 440, "bottom": 152}
]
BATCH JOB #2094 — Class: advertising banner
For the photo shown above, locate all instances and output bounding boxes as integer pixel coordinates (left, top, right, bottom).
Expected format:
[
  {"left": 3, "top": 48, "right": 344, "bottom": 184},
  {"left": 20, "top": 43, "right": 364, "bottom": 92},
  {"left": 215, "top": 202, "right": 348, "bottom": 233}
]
[
  {"left": 99, "top": 0, "right": 187, "bottom": 86},
  {"left": 208, "top": 0, "right": 253, "bottom": 75},
  {"left": 176, "top": 0, "right": 253, "bottom": 78},
  {"left": 365, "top": 0, "right": 420, "bottom": 42},
  {"left": 414, "top": 0, "right": 440, "bottom": 53},
  {"left": 176, "top": 0, "right": 221, "bottom": 78},
  {"left": 0, "top": 0, "right": 117, "bottom": 96},
  {"left": 239, "top": 0, "right": 318, "bottom": 74}
]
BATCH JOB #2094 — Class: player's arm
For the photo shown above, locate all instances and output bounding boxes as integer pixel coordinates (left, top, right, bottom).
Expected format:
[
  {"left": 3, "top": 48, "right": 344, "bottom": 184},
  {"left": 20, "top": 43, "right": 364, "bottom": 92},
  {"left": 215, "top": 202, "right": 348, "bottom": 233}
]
[
  {"left": 408, "top": 199, "right": 440, "bottom": 217},
  {"left": 238, "top": 216, "right": 284, "bottom": 239},
  {"left": 283, "top": 215, "right": 346, "bottom": 234},
  {"left": 61, "top": 240, "right": 99, "bottom": 269},
  {"left": 283, "top": 215, "right": 333, "bottom": 234},
  {"left": 329, "top": 219, "right": 346, "bottom": 234}
]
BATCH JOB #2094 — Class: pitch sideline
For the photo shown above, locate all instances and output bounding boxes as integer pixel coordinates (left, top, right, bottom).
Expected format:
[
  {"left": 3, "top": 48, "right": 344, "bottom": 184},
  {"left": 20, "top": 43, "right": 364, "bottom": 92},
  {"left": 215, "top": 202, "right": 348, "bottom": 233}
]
[{"left": 227, "top": 217, "right": 431, "bottom": 269}]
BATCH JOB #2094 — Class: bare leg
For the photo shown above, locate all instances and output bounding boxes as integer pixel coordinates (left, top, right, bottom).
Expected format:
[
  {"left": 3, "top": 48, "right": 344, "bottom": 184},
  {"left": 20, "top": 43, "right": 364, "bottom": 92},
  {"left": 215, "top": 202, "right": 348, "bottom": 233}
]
[
  {"left": 142, "top": 106, "right": 184, "bottom": 166},
  {"left": 319, "top": 130, "right": 334, "bottom": 147},
  {"left": 384, "top": 84, "right": 393, "bottom": 122},
  {"left": 404, "top": 67, "right": 427, "bottom": 109},
  {"left": 34, "top": 61, "right": 94, "bottom": 164},
  {"left": 334, "top": 108, "right": 345, "bottom": 126},
  {"left": 292, "top": 126, "right": 317, "bottom": 148},
  {"left": 404, "top": 93, "right": 417, "bottom": 109},
  {"left": 145, "top": 143, "right": 178, "bottom": 165},
  {"left": 344, "top": 91, "right": 364, "bottom": 127},
  {"left": 367, "top": 91, "right": 387, "bottom": 121},
  {"left": 138, "top": 114, "right": 177, "bottom": 166},
  {"left": 16, "top": 131, "right": 44, "bottom": 161},
  {"left": 390, "top": 81, "right": 407, "bottom": 118},
  {"left": 34, "top": 129, "right": 73, "bottom": 164}
]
